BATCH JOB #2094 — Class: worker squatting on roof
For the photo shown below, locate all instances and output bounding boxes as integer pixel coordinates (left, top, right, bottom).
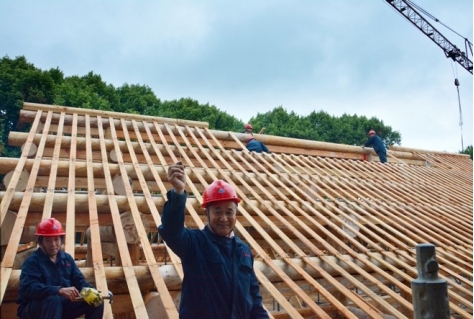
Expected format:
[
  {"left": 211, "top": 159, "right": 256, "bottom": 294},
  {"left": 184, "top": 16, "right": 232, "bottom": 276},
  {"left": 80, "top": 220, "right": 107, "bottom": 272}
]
[
  {"left": 17, "top": 218, "right": 112, "bottom": 319},
  {"left": 363, "top": 130, "right": 387, "bottom": 163},
  {"left": 246, "top": 135, "right": 270, "bottom": 154},
  {"left": 158, "top": 162, "right": 270, "bottom": 319}
]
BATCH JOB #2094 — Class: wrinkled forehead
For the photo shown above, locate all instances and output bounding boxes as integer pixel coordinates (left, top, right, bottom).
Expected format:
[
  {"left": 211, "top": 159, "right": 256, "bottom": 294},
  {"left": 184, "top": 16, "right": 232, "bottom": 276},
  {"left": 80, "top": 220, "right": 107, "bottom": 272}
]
[
  {"left": 207, "top": 200, "right": 238, "bottom": 211},
  {"left": 41, "top": 236, "right": 62, "bottom": 241}
]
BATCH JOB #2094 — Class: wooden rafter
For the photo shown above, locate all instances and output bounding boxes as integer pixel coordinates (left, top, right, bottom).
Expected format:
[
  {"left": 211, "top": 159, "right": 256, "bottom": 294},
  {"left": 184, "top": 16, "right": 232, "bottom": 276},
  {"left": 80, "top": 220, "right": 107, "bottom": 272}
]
[{"left": 0, "top": 103, "right": 472, "bottom": 318}]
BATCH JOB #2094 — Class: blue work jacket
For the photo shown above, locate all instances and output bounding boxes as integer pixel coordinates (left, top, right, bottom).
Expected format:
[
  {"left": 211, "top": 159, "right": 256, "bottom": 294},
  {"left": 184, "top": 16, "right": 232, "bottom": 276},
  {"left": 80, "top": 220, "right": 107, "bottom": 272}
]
[
  {"left": 364, "top": 134, "right": 386, "bottom": 154},
  {"left": 158, "top": 190, "right": 269, "bottom": 319},
  {"left": 17, "top": 248, "right": 93, "bottom": 315},
  {"left": 246, "top": 139, "right": 270, "bottom": 153}
]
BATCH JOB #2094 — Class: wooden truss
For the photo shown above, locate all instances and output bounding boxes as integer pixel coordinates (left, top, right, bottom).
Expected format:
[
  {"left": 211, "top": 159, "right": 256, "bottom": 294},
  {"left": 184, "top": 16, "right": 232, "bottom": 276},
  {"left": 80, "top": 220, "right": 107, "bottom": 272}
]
[{"left": 0, "top": 102, "right": 472, "bottom": 318}]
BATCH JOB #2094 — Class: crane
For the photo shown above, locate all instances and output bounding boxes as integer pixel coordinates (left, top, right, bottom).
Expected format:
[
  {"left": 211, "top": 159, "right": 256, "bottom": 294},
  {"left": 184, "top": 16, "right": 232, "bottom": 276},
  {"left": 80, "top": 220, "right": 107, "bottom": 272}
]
[
  {"left": 385, "top": 0, "right": 472, "bottom": 150},
  {"left": 385, "top": 0, "right": 473, "bottom": 75}
]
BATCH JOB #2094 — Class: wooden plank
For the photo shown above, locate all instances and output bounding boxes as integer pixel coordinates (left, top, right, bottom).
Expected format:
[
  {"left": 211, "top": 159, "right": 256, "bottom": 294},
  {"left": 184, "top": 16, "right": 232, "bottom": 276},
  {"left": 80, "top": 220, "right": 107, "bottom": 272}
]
[
  {"left": 224, "top": 133, "right": 413, "bottom": 317},
  {"left": 146, "top": 121, "right": 195, "bottom": 280},
  {"left": 0, "top": 267, "right": 12, "bottom": 303},
  {"left": 22, "top": 102, "right": 209, "bottom": 128},
  {"left": 114, "top": 117, "right": 179, "bottom": 318},
  {"left": 42, "top": 112, "right": 66, "bottom": 220},
  {"left": 65, "top": 113, "right": 78, "bottom": 255},
  {"left": 84, "top": 114, "right": 113, "bottom": 319},
  {"left": 1, "top": 111, "right": 54, "bottom": 268},
  {"left": 226, "top": 133, "right": 394, "bottom": 317},
  {"left": 0, "top": 110, "right": 43, "bottom": 226},
  {"left": 96, "top": 116, "right": 148, "bottom": 318}
]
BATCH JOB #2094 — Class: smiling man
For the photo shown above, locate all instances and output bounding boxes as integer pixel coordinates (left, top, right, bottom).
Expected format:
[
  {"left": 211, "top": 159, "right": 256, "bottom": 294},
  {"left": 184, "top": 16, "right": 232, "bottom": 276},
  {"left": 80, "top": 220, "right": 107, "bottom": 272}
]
[
  {"left": 17, "top": 218, "right": 105, "bottom": 319},
  {"left": 158, "top": 162, "right": 269, "bottom": 319}
]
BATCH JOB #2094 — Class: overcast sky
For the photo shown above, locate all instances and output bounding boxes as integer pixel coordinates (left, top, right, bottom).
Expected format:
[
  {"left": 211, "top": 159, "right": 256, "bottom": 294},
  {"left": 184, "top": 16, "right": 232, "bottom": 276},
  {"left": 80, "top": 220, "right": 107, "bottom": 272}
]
[{"left": 1, "top": 0, "right": 472, "bottom": 153}]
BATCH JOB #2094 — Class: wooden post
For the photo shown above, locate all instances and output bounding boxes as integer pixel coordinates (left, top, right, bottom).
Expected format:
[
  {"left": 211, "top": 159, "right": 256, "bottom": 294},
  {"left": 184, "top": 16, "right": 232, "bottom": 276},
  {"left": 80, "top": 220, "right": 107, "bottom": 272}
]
[
  {"left": 112, "top": 174, "right": 133, "bottom": 196},
  {"left": 3, "top": 170, "right": 29, "bottom": 192},
  {"left": 144, "top": 291, "right": 170, "bottom": 318},
  {"left": 1, "top": 210, "right": 37, "bottom": 265},
  {"left": 20, "top": 143, "right": 37, "bottom": 158},
  {"left": 85, "top": 212, "right": 149, "bottom": 266}
]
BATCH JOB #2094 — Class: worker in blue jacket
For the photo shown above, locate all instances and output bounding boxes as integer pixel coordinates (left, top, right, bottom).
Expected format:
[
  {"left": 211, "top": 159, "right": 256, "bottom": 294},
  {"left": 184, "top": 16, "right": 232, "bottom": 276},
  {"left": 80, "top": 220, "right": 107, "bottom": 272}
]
[
  {"left": 158, "top": 161, "right": 269, "bottom": 319},
  {"left": 246, "top": 136, "right": 270, "bottom": 154},
  {"left": 363, "top": 130, "right": 387, "bottom": 163},
  {"left": 17, "top": 218, "right": 105, "bottom": 319}
]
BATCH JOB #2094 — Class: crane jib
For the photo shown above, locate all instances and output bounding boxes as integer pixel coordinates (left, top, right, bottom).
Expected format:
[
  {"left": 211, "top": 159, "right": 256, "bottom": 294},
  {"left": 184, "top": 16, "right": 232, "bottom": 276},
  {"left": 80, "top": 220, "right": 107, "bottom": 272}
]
[{"left": 385, "top": 0, "right": 473, "bottom": 74}]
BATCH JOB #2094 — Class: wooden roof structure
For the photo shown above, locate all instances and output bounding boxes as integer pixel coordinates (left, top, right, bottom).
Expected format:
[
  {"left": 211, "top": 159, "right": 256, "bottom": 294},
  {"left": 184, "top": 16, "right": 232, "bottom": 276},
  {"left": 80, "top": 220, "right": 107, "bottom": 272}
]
[{"left": 0, "top": 102, "right": 472, "bottom": 318}]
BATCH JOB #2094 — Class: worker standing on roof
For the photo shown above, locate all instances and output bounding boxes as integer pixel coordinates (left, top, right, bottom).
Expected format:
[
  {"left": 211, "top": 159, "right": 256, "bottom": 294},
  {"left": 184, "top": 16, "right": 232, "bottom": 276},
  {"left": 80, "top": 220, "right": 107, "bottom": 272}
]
[
  {"left": 17, "top": 218, "right": 108, "bottom": 319},
  {"left": 363, "top": 130, "right": 387, "bottom": 163},
  {"left": 158, "top": 162, "right": 269, "bottom": 319},
  {"left": 246, "top": 135, "right": 270, "bottom": 154}
]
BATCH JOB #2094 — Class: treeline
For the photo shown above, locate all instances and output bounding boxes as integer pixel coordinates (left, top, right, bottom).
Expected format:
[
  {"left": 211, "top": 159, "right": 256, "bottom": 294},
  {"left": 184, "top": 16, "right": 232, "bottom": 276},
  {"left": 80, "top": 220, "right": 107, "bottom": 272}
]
[{"left": 0, "top": 55, "right": 403, "bottom": 157}]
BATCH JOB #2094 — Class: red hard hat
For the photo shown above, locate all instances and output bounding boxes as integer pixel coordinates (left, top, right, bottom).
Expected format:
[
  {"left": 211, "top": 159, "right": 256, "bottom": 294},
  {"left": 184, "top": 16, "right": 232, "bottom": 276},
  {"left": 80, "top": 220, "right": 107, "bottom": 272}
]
[
  {"left": 35, "top": 218, "right": 65, "bottom": 236},
  {"left": 244, "top": 123, "right": 253, "bottom": 130},
  {"left": 201, "top": 180, "right": 241, "bottom": 208},
  {"left": 368, "top": 130, "right": 376, "bottom": 136}
]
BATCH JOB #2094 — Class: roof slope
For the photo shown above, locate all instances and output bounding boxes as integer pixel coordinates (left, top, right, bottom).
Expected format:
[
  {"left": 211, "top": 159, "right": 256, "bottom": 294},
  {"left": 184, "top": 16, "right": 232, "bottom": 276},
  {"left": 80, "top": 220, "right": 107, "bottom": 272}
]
[{"left": 0, "top": 102, "right": 472, "bottom": 319}]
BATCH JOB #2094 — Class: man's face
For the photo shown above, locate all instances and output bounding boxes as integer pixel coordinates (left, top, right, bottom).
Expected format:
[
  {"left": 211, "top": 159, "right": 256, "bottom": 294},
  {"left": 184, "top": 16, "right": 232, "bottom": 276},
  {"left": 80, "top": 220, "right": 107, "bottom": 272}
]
[
  {"left": 206, "top": 200, "right": 238, "bottom": 236},
  {"left": 40, "top": 236, "right": 61, "bottom": 257}
]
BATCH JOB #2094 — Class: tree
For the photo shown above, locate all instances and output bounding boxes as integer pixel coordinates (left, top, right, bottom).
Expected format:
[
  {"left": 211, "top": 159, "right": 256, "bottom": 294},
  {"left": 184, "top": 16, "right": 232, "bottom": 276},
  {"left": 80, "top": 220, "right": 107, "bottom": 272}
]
[
  {"left": 249, "top": 107, "right": 401, "bottom": 147},
  {"left": 115, "top": 84, "right": 161, "bottom": 115},
  {"left": 53, "top": 72, "right": 115, "bottom": 111},
  {"left": 459, "top": 145, "right": 473, "bottom": 159},
  {"left": 0, "top": 55, "right": 403, "bottom": 159},
  {"left": 0, "top": 55, "right": 58, "bottom": 157},
  {"left": 159, "top": 98, "right": 243, "bottom": 132}
]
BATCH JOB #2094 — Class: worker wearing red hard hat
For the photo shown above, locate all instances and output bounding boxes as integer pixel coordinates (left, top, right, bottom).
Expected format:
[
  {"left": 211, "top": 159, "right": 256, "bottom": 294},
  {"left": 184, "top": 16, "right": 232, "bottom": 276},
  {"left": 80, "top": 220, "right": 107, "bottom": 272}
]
[
  {"left": 242, "top": 123, "right": 253, "bottom": 135},
  {"left": 158, "top": 162, "right": 269, "bottom": 319},
  {"left": 17, "top": 218, "right": 106, "bottom": 319},
  {"left": 363, "top": 130, "right": 387, "bottom": 163}
]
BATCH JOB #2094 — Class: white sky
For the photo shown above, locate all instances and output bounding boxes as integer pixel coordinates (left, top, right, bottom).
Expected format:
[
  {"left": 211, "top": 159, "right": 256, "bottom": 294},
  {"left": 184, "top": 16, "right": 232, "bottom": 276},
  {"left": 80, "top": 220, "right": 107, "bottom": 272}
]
[{"left": 1, "top": 0, "right": 472, "bottom": 153}]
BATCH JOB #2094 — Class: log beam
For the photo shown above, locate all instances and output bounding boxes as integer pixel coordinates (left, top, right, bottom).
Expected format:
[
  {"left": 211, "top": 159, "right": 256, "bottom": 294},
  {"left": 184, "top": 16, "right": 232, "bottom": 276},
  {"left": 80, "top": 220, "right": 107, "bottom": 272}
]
[{"left": 2, "top": 251, "right": 410, "bottom": 301}]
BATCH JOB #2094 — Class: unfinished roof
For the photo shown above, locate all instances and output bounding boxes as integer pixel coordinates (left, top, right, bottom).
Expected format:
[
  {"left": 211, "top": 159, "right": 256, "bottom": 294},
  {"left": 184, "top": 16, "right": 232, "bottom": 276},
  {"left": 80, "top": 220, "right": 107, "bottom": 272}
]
[{"left": 1, "top": 102, "right": 472, "bottom": 319}]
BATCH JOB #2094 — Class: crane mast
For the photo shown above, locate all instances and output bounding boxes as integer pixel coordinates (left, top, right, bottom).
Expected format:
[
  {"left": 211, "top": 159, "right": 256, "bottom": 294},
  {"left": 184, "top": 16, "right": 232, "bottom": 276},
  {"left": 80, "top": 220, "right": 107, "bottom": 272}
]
[{"left": 386, "top": 0, "right": 473, "bottom": 74}]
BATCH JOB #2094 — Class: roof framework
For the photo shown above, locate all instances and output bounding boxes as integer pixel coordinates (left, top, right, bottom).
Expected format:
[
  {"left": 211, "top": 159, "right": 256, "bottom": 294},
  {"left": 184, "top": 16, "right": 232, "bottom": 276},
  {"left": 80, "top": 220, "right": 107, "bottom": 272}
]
[{"left": 0, "top": 103, "right": 472, "bottom": 318}]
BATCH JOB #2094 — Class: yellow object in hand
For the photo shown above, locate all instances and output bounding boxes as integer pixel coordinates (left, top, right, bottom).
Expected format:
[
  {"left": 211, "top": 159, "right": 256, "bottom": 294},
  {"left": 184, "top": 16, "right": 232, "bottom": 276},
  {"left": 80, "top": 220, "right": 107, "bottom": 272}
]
[{"left": 80, "top": 287, "right": 103, "bottom": 307}]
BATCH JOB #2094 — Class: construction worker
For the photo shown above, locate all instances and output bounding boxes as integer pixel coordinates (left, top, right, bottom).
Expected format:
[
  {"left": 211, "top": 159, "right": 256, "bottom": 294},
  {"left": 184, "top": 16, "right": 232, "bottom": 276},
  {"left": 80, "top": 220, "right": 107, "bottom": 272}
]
[
  {"left": 363, "top": 130, "right": 387, "bottom": 163},
  {"left": 17, "top": 218, "right": 106, "bottom": 319},
  {"left": 246, "top": 135, "right": 270, "bottom": 154},
  {"left": 242, "top": 123, "right": 254, "bottom": 135},
  {"left": 242, "top": 123, "right": 266, "bottom": 135},
  {"left": 158, "top": 162, "right": 269, "bottom": 319}
]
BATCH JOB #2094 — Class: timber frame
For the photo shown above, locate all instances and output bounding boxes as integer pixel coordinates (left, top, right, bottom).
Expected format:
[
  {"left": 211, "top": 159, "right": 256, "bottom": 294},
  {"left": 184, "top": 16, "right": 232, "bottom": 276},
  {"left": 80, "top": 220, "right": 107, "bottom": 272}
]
[{"left": 0, "top": 102, "right": 472, "bottom": 318}]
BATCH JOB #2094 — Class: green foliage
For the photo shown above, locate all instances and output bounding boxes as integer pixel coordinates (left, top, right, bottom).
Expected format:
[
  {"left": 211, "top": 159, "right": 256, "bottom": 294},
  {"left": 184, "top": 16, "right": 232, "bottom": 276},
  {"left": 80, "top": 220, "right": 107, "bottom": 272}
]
[
  {"left": 250, "top": 107, "right": 401, "bottom": 147},
  {"left": 53, "top": 72, "right": 116, "bottom": 111},
  {"left": 0, "top": 55, "right": 403, "bottom": 159},
  {"left": 159, "top": 98, "right": 243, "bottom": 132},
  {"left": 459, "top": 145, "right": 473, "bottom": 159},
  {"left": 115, "top": 84, "right": 160, "bottom": 115},
  {"left": 0, "top": 55, "right": 59, "bottom": 157}
]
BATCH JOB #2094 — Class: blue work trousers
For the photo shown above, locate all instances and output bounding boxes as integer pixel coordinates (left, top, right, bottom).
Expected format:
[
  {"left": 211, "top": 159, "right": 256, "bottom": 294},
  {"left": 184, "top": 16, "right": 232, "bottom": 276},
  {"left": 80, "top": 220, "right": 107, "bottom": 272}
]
[
  {"left": 18, "top": 295, "right": 104, "bottom": 319},
  {"left": 377, "top": 150, "right": 387, "bottom": 163}
]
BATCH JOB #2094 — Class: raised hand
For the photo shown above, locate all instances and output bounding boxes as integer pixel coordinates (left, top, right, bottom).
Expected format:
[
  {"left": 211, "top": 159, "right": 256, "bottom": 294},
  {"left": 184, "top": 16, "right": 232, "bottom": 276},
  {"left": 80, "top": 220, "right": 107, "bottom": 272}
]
[{"left": 167, "top": 161, "right": 186, "bottom": 194}]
